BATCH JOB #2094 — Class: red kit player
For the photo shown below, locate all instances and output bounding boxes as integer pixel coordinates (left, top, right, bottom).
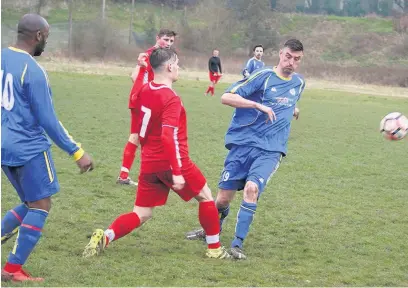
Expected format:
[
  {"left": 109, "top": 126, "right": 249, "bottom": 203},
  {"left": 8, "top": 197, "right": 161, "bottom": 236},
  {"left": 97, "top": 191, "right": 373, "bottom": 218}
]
[
  {"left": 117, "top": 29, "right": 177, "bottom": 186},
  {"left": 204, "top": 49, "right": 222, "bottom": 96},
  {"left": 83, "top": 48, "right": 231, "bottom": 260}
]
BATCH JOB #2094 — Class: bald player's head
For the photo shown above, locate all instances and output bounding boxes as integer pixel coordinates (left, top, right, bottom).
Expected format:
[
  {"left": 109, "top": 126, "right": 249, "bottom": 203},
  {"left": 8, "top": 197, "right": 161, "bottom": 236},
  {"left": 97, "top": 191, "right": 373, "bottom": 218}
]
[{"left": 17, "top": 14, "right": 50, "bottom": 56}]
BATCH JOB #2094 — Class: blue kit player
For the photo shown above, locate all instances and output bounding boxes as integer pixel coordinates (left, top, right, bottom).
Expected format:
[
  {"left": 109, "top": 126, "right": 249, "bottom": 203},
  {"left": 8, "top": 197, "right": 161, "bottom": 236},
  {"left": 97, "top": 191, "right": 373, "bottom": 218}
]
[
  {"left": 186, "top": 39, "right": 305, "bottom": 260},
  {"left": 242, "top": 44, "right": 265, "bottom": 78},
  {"left": 1, "top": 14, "right": 94, "bottom": 282}
]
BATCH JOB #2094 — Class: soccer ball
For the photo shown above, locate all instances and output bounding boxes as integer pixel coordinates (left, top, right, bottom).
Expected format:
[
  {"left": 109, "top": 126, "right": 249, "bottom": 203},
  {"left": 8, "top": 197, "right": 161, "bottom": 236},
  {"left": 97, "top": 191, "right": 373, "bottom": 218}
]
[{"left": 379, "top": 112, "right": 408, "bottom": 141}]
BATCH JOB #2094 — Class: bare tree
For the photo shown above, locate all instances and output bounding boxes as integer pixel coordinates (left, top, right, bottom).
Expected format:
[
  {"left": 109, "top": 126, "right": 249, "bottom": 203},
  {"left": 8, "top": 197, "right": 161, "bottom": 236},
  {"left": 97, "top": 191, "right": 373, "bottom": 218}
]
[
  {"left": 37, "top": 0, "right": 47, "bottom": 15},
  {"left": 129, "top": 0, "right": 135, "bottom": 44}
]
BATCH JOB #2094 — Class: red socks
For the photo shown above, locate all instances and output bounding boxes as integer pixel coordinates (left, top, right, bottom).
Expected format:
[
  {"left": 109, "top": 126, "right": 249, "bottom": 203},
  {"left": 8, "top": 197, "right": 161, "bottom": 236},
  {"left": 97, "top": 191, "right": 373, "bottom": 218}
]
[
  {"left": 119, "top": 142, "right": 137, "bottom": 179},
  {"left": 198, "top": 201, "right": 221, "bottom": 249},
  {"left": 4, "top": 263, "right": 21, "bottom": 273},
  {"left": 205, "top": 86, "right": 214, "bottom": 96},
  {"left": 106, "top": 212, "right": 141, "bottom": 245}
]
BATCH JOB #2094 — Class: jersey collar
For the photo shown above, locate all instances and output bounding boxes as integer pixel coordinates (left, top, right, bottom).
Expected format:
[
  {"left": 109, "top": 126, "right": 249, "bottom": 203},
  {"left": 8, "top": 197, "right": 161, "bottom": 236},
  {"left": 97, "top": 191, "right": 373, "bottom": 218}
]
[
  {"left": 8, "top": 46, "right": 30, "bottom": 55},
  {"left": 273, "top": 66, "right": 291, "bottom": 81}
]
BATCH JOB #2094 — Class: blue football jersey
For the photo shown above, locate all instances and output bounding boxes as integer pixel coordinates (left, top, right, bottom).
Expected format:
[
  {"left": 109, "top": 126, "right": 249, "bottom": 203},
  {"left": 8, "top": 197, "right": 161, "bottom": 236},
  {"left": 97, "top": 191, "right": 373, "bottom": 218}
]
[
  {"left": 1, "top": 47, "right": 81, "bottom": 166},
  {"left": 243, "top": 58, "right": 265, "bottom": 77},
  {"left": 225, "top": 67, "right": 305, "bottom": 155}
]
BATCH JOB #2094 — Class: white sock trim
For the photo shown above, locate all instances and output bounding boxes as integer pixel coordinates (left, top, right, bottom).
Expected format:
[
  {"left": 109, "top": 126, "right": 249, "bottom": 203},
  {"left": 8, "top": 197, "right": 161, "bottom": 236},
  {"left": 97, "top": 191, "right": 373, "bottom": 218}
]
[
  {"left": 206, "top": 234, "right": 220, "bottom": 244},
  {"left": 104, "top": 229, "right": 115, "bottom": 242}
]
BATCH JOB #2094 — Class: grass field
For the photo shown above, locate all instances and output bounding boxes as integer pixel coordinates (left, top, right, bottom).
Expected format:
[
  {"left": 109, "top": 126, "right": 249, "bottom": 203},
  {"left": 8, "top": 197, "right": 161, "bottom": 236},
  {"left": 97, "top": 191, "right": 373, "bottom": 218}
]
[{"left": 1, "top": 72, "right": 408, "bottom": 286}]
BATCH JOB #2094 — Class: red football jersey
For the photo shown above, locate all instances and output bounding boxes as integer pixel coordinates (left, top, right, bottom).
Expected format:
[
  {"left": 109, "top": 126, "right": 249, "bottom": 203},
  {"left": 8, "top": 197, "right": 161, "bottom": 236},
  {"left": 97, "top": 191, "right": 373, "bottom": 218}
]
[
  {"left": 137, "top": 82, "right": 189, "bottom": 173},
  {"left": 128, "top": 46, "right": 157, "bottom": 109}
]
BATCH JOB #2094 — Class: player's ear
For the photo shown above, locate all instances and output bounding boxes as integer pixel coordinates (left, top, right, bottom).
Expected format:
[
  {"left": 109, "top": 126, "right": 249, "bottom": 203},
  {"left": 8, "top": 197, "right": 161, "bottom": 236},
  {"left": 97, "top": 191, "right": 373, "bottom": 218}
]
[{"left": 36, "top": 31, "right": 42, "bottom": 42}]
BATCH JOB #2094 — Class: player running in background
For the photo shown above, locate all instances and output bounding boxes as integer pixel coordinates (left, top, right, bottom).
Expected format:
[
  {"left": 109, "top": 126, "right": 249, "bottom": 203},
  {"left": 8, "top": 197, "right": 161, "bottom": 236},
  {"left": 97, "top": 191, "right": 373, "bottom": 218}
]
[
  {"left": 242, "top": 44, "right": 265, "bottom": 78},
  {"left": 1, "top": 14, "right": 94, "bottom": 282},
  {"left": 83, "top": 48, "right": 231, "bottom": 260},
  {"left": 204, "top": 49, "right": 222, "bottom": 96},
  {"left": 186, "top": 39, "right": 304, "bottom": 260},
  {"left": 117, "top": 29, "right": 177, "bottom": 186}
]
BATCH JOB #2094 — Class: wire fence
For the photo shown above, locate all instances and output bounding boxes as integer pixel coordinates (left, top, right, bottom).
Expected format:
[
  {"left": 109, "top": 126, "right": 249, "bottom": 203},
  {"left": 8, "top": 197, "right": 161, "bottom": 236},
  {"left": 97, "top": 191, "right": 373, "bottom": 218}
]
[{"left": 1, "top": 0, "right": 154, "bottom": 55}]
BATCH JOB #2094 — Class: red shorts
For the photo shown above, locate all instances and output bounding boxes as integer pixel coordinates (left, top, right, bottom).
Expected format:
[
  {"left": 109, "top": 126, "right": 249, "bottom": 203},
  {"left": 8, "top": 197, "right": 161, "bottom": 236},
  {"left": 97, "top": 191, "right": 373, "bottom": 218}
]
[
  {"left": 209, "top": 72, "right": 221, "bottom": 84},
  {"left": 135, "top": 158, "right": 206, "bottom": 207},
  {"left": 130, "top": 108, "right": 139, "bottom": 134}
]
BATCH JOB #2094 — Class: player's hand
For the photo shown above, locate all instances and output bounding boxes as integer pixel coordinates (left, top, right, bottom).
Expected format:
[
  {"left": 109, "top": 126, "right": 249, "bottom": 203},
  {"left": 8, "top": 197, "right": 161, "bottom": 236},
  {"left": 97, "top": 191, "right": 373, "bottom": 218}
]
[
  {"left": 244, "top": 71, "right": 250, "bottom": 78},
  {"left": 137, "top": 53, "right": 148, "bottom": 67},
  {"left": 76, "top": 152, "right": 94, "bottom": 174},
  {"left": 256, "top": 103, "right": 276, "bottom": 123},
  {"left": 172, "top": 174, "right": 185, "bottom": 191},
  {"left": 293, "top": 107, "right": 300, "bottom": 120}
]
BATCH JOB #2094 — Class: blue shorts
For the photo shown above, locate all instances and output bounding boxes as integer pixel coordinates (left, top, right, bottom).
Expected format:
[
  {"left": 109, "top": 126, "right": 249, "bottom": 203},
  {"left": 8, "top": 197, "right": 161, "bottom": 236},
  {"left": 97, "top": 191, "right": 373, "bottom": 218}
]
[
  {"left": 2, "top": 149, "right": 60, "bottom": 202},
  {"left": 218, "top": 145, "right": 282, "bottom": 195}
]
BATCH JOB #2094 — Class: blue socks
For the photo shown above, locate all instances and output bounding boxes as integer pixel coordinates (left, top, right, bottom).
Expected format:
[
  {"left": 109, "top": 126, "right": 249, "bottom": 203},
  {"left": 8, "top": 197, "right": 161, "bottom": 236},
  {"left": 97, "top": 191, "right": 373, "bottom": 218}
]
[
  {"left": 1, "top": 203, "right": 29, "bottom": 237},
  {"left": 8, "top": 209, "right": 48, "bottom": 265},
  {"left": 232, "top": 201, "right": 257, "bottom": 248}
]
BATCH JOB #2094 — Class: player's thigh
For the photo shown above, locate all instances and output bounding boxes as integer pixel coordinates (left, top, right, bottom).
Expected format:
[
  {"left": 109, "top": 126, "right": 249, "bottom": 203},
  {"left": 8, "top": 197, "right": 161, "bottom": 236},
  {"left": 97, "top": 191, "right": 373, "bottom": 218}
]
[
  {"left": 129, "top": 108, "right": 140, "bottom": 136},
  {"left": 19, "top": 150, "right": 60, "bottom": 203},
  {"left": 176, "top": 159, "right": 207, "bottom": 202},
  {"left": 218, "top": 145, "right": 253, "bottom": 192},
  {"left": 135, "top": 171, "right": 171, "bottom": 207},
  {"left": 247, "top": 151, "right": 283, "bottom": 196},
  {"left": 2, "top": 165, "right": 25, "bottom": 202}
]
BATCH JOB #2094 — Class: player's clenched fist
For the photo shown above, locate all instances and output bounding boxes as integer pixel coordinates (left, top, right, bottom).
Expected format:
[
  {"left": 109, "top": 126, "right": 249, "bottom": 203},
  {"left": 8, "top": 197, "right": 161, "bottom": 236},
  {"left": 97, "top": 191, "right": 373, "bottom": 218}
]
[
  {"left": 172, "top": 174, "right": 185, "bottom": 191},
  {"left": 76, "top": 152, "right": 94, "bottom": 173},
  {"left": 293, "top": 107, "right": 300, "bottom": 120},
  {"left": 137, "top": 52, "right": 149, "bottom": 67}
]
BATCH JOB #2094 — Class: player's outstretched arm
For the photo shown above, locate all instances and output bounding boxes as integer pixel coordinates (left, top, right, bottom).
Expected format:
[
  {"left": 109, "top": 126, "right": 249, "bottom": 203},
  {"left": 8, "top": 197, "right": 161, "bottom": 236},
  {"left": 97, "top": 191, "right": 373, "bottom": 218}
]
[{"left": 28, "top": 72, "right": 94, "bottom": 173}]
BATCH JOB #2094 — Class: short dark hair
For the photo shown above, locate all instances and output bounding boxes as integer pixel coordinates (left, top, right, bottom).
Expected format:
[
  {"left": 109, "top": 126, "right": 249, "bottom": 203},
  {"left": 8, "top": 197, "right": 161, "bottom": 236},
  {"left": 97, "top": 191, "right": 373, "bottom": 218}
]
[
  {"left": 150, "top": 48, "right": 178, "bottom": 71},
  {"left": 157, "top": 29, "right": 177, "bottom": 38},
  {"left": 253, "top": 44, "right": 263, "bottom": 51},
  {"left": 284, "top": 39, "right": 303, "bottom": 52}
]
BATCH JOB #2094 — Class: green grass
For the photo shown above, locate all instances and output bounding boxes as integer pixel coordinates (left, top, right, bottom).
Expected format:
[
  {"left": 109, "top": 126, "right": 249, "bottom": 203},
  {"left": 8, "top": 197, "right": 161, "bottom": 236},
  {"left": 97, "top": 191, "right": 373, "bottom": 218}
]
[
  {"left": 2, "top": 72, "right": 408, "bottom": 286},
  {"left": 325, "top": 14, "right": 393, "bottom": 33}
]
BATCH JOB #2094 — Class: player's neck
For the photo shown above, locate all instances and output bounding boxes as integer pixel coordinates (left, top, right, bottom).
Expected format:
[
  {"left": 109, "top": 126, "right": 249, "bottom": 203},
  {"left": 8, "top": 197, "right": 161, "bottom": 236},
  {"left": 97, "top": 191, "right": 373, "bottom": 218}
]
[
  {"left": 153, "top": 75, "right": 173, "bottom": 88},
  {"left": 14, "top": 41, "right": 34, "bottom": 56}
]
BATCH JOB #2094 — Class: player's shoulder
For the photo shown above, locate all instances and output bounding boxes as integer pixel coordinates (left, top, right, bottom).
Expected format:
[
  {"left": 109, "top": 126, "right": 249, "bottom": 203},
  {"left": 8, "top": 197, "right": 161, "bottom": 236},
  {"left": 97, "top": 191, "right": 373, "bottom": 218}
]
[
  {"left": 148, "top": 82, "right": 179, "bottom": 98},
  {"left": 2, "top": 47, "right": 34, "bottom": 64},
  {"left": 146, "top": 46, "right": 157, "bottom": 54},
  {"left": 292, "top": 72, "right": 306, "bottom": 86},
  {"left": 250, "top": 66, "right": 274, "bottom": 79}
]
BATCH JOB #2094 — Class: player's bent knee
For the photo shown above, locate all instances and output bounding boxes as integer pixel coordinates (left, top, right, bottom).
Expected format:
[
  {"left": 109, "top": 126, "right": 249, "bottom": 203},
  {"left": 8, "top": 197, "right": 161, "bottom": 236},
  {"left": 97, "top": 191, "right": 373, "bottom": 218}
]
[
  {"left": 195, "top": 183, "right": 214, "bottom": 202},
  {"left": 133, "top": 206, "right": 153, "bottom": 224},
  {"left": 216, "top": 189, "right": 235, "bottom": 207},
  {"left": 243, "top": 181, "right": 259, "bottom": 203},
  {"left": 128, "top": 133, "right": 139, "bottom": 144},
  {"left": 27, "top": 197, "right": 52, "bottom": 212}
]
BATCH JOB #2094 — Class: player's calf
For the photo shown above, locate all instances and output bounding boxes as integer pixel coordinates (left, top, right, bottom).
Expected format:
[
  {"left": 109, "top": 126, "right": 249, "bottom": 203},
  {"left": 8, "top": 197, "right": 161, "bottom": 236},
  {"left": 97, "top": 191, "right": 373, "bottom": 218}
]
[{"left": 232, "top": 181, "right": 258, "bottom": 251}]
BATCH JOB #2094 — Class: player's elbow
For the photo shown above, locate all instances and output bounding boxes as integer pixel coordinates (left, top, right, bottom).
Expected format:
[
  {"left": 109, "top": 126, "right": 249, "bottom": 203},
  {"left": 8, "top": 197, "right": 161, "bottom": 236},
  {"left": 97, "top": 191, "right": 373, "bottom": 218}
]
[
  {"left": 161, "top": 127, "right": 174, "bottom": 145},
  {"left": 221, "top": 93, "right": 233, "bottom": 105},
  {"left": 130, "top": 73, "right": 136, "bottom": 83}
]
